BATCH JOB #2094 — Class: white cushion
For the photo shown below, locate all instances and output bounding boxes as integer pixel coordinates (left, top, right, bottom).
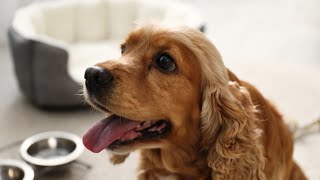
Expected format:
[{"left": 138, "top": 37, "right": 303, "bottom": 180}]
[
  {"left": 107, "top": 0, "right": 138, "bottom": 40},
  {"left": 40, "top": 1, "right": 76, "bottom": 43},
  {"left": 137, "top": 1, "right": 166, "bottom": 21},
  {"left": 68, "top": 40, "right": 121, "bottom": 83},
  {"left": 12, "top": 0, "right": 204, "bottom": 83},
  {"left": 75, "top": 0, "right": 108, "bottom": 41}
]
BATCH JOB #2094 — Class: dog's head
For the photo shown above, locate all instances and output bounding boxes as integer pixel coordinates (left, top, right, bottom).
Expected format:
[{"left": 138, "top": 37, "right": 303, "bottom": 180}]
[{"left": 82, "top": 24, "right": 228, "bottom": 154}]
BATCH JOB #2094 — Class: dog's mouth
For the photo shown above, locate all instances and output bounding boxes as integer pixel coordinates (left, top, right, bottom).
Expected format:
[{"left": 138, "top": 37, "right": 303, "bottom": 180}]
[{"left": 83, "top": 101, "right": 170, "bottom": 153}]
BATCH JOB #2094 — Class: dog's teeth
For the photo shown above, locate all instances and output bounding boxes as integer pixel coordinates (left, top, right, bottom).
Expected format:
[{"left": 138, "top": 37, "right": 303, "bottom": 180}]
[
  {"left": 135, "top": 125, "right": 144, "bottom": 131},
  {"left": 143, "top": 121, "right": 151, "bottom": 126},
  {"left": 148, "top": 122, "right": 166, "bottom": 132},
  {"left": 120, "top": 131, "right": 141, "bottom": 141}
]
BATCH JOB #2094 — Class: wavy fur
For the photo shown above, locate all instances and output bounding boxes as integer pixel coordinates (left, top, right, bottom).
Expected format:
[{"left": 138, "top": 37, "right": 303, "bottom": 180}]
[
  {"left": 170, "top": 28, "right": 265, "bottom": 179},
  {"left": 88, "top": 23, "right": 307, "bottom": 179}
]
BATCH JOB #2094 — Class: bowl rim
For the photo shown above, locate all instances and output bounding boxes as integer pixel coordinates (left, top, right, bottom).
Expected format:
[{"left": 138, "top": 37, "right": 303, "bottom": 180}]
[
  {"left": 20, "top": 131, "right": 84, "bottom": 167},
  {"left": 0, "top": 159, "right": 35, "bottom": 180}
]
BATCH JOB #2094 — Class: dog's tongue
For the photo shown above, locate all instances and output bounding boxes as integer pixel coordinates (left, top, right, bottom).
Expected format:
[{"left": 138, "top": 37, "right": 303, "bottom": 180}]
[{"left": 83, "top": 115, "right": 140, "bottom": 153}]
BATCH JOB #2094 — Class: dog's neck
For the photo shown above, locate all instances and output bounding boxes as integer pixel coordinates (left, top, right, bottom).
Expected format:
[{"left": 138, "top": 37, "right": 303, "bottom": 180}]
[
  {"left": 153, "top": 126, "right": 211, "bottom": 178},
  {"left": 140, "top": 106, "right": 211, "bottom": 178},
  {"left": 161, "top": 144, "right": 208, "bottom": 174}
]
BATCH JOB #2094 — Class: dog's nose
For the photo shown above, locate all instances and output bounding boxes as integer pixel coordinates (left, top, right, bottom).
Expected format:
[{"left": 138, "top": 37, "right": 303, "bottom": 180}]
[{"left": 84, "top": 66, "right": 114, "bottom": 92}]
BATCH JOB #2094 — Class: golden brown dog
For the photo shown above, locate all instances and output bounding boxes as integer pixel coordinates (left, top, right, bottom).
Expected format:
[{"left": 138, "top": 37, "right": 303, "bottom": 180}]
[{"left": 82, "top": 24, "right": 307, "bottom": 180}]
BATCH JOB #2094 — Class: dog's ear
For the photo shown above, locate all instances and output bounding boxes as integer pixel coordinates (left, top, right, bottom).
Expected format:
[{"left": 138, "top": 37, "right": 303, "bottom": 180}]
[
  {"left": 109, "top": 153, "right": 130, "bottom": 165},
  {"left": 200, "top": 81, "right": 265, "bottom": 179},
  {"left": 169, "top": 27, "right": 265, "bottom": 178}
]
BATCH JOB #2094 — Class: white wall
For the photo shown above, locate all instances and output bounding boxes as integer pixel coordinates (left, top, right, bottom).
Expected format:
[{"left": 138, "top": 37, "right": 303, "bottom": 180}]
[
  {"left": 0, "top": 0, "right": 37, "bottom": 46},
  {"left": 0, "top": 0, "right": 21, "bottom": 46}
]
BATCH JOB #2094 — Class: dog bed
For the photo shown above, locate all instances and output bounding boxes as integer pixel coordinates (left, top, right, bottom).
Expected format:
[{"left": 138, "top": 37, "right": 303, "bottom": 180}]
[{"left": 8, "top": 0, "right": 205, "bottom": 108}]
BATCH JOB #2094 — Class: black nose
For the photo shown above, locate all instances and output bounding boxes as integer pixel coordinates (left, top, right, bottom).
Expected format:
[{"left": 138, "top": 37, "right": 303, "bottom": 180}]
[{"left": 84, "top": 66, "right": 114, "bottom": 92}]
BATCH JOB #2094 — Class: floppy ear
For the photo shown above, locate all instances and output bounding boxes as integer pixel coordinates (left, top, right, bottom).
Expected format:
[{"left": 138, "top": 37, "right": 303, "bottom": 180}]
[
  {"left": 200, "top": 81, "right": 266, "bottom": 180},
  {"left": 166, "top": 26, "right": 265, "bottom": 179}
]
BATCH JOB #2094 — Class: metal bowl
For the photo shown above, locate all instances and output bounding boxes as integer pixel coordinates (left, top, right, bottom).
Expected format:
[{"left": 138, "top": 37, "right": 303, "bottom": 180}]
[
  {"left": 20, "top": 131, "right": 84, "bottom": 167},
  {"left": 0, "top": 159, "right": 34, "bottom": 180}
]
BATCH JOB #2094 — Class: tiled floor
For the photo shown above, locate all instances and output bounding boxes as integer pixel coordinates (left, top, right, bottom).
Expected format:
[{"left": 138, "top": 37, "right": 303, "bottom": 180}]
[{"left": 1, "top": 0, "right": 320, "bottom": 179}]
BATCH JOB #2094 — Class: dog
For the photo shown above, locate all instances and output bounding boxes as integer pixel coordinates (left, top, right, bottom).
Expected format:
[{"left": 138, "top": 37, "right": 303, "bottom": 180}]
[{"left": 82, "top": 23, "right": 307, "bottom": 180}]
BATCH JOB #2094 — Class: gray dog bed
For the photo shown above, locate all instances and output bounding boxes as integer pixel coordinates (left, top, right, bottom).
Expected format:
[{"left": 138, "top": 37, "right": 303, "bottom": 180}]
[{"left": 8, "top": 0, "right": 205, "bottom": 108}]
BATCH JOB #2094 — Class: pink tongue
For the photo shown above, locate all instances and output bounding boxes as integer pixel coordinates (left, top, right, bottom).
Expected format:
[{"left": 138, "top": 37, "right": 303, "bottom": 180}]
[{"left": 83, "top": 115, "right": 141, "bottom": 153}]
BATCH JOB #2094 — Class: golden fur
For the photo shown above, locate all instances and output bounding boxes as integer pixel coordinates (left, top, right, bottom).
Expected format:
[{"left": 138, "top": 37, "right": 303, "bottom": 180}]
[{"left": 86, "top": 24, "right": 307, "bottom": 179}]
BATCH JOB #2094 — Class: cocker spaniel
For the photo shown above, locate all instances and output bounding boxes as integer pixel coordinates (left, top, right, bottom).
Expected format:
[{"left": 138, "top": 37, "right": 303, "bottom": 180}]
[{"left": 82, "top": 24, "right": 307, "bottom": 180}]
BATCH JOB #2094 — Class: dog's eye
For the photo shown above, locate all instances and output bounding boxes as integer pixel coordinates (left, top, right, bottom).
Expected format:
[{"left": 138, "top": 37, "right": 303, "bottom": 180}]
[
  {"left": 156, "top": 54, "right": 176, "bottom": 72},
  {"left": 120, "top": 44, "right": 126, "bottom": 54}
]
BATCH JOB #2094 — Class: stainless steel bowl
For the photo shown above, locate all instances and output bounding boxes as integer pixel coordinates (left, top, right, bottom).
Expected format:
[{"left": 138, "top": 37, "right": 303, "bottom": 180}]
[
  {"left": 20, "top": 132, "right": 84, "bottom": 167},
  {"left": 0, "top": 159, "right": 34, "bottom": 180}
]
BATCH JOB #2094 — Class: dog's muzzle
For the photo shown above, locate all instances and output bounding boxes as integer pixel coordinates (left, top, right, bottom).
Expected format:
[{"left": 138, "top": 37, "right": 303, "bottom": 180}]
[{"left": 84, "top": 66, "right": 114, "bottom": 97}]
